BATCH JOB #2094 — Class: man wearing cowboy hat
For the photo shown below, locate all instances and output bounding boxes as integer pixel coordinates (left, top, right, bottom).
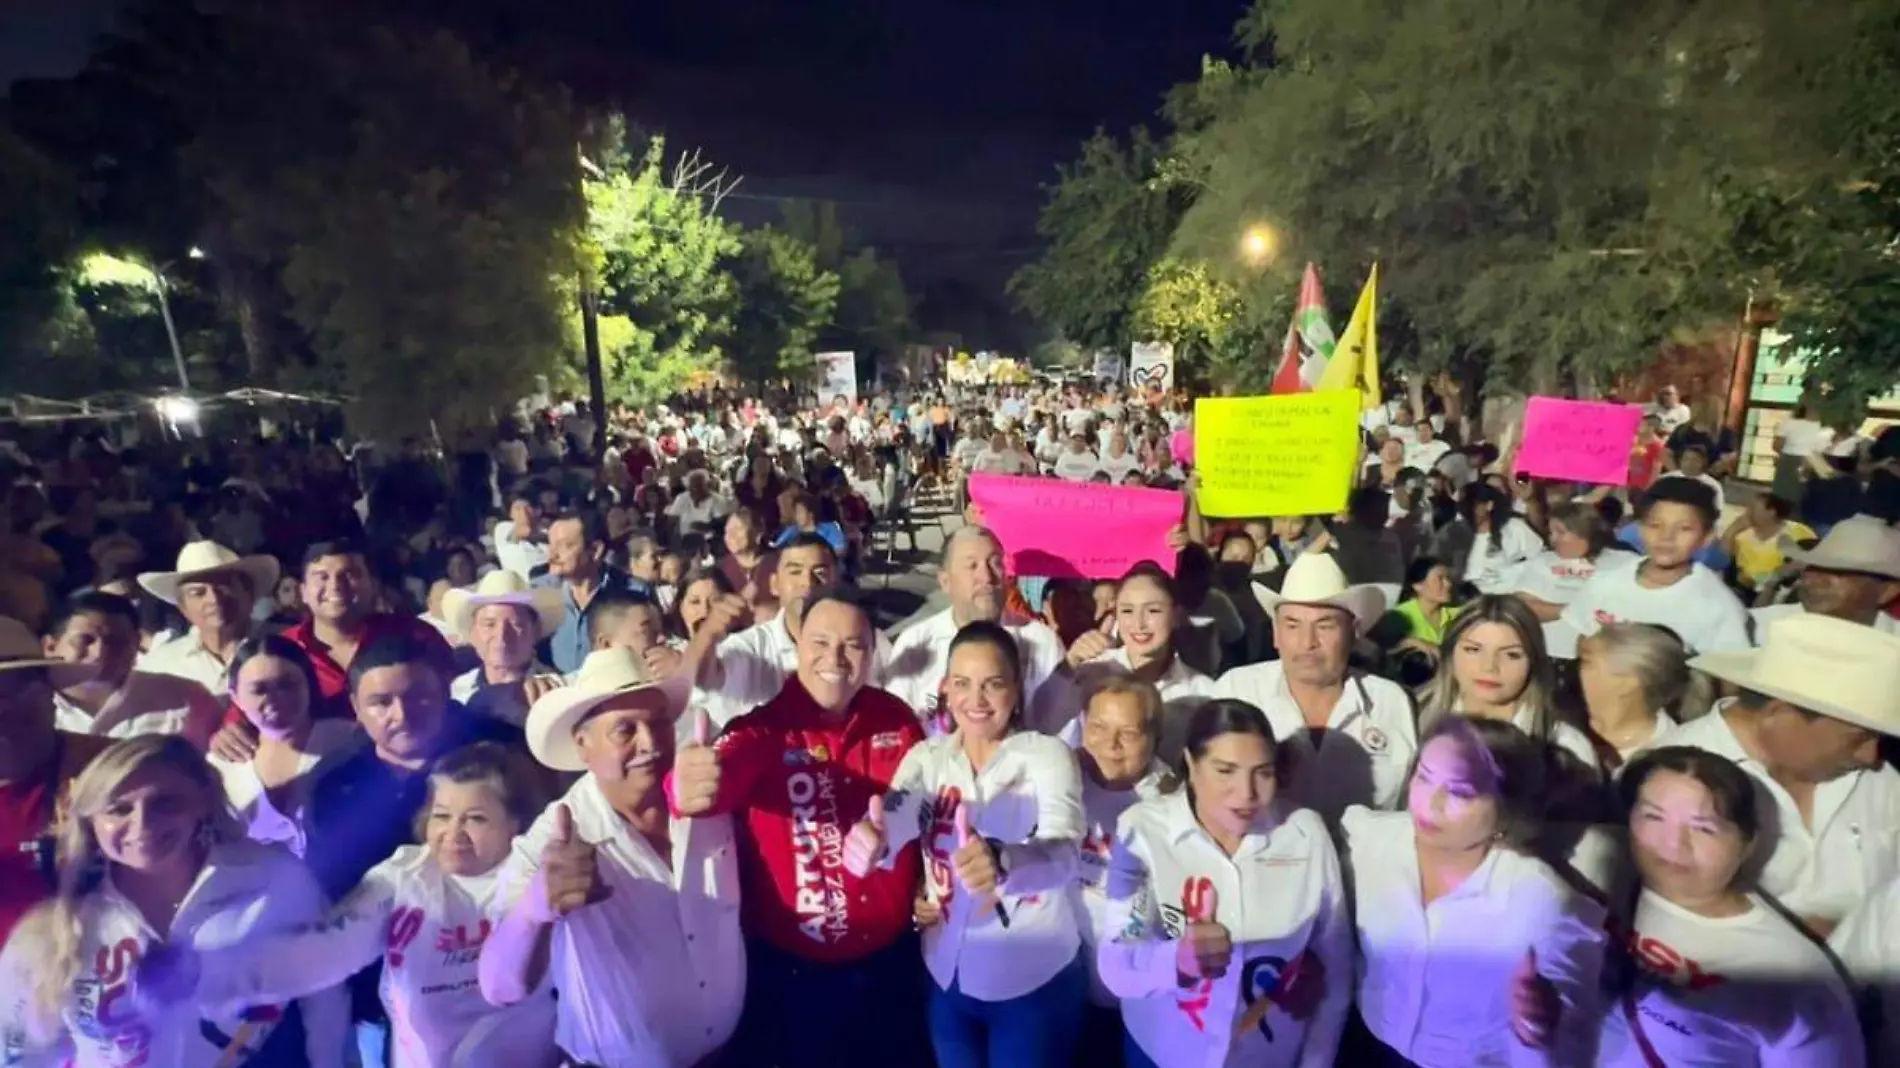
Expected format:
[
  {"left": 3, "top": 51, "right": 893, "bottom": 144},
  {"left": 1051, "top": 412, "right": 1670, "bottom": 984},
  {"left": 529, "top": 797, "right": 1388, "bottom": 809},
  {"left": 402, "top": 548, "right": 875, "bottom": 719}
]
[
  {"left": 443, "top": 570, "right": 564, "bottom": 727},
  {"left": 482, "top": 648, "right": 741, "bottom": 1068},
  {"left": 0, "top": 615, "right": 111, "bottom": 946},
  {"left": 1750, "top": 514, "right": 1900, "bottom": 638},
  {"left": 1212, "top": 553, "right": 1417, "bottom": 825},
  {"left": 1663, "top": 614, "right": 1900, "bottom": 937},
  {"left": 137, "top": 540, "right": 278, "bottom": 694}
]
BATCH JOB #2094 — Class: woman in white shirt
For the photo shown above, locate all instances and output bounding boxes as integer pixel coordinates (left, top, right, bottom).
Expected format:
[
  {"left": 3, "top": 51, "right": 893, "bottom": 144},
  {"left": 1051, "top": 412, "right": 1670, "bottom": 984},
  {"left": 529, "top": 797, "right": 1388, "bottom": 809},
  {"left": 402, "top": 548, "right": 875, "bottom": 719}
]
[
  {"left": 1064, "top": 563, "right": 1216, "bottom": 760},
  {"left": 1419, "top": 596, "right": 1600, "bottom": 778},
  {"left": 1460, "top": 483, "right": 1545, "bottom": 595},
  {"left": 1601, "top": 746, "right": 1863, "bottom": 1066},
  {"left": 132, "top": 742, "right": 560, "bottom": 1068},
  {"left": 212, "top": 637, "right": 357, "bottom": 857},
  {"left": 1, "top": 735, "right": 345, "bottom": 1068},
  {"left": 1069, "top": 675, "right": 1172, "bottom": 1064},
  {"left": 1098, "top": 698, "right": 1352, "bottom": 1068},
  {"left": 1340, "top": 716, "right": 1604, "bottom": 1067},
  {"left": 844, "top": 620, "right": 1088, "bottom": 1068},
  {"left": 1577, "top": 623, "right": 1698, "bottom": 770},
  {"left": 1511, "top": 502, "right": 1638, "bottom": 656}
]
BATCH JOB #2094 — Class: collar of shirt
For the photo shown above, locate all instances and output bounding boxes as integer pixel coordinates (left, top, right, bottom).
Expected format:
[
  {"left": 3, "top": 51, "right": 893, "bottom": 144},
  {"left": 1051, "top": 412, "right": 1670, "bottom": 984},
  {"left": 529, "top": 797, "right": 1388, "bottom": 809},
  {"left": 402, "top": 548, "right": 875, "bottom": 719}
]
[
  {"left": 1154, "top": 788, "right": 1291, "bottom": 859},
  {"left": 1256, "top": 662, "right": 1373, "bottom": 735}
]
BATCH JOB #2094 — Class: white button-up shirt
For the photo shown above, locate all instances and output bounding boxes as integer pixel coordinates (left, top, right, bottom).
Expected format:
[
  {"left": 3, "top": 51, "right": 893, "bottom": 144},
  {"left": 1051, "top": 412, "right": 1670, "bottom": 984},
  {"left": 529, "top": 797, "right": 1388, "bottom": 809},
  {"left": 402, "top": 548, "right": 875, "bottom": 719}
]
[
  {"left": 1063, "top": 649, "right": 1216, "bottom": 762},
  {"left": 0, "top": 840, "right": 348, "bottom": 1068},
  {"left": 704, "top": 612, "right": 894, "bottom": 726},
  {"left": 51, "top": 670, "right": 223, "bottom": 749},
  {"left": 209, "top": 719, "right": 359, "bottom": 857},
  {"left": 1654, "top": 709, "right": 1900, "bottom": 928},
  {"left": 191, "top": 845, "right": 555, "bottom": 1068},
  {"left": 1213, "top": 662, "right": 1417, "bottom": 824},
  {"left": 879, "top": 730, "right": 1085, "bottom": 1001},
  {"left": 137, "top": 627, "right": 243, "bottom": 694},
  {"left": 1340, "top": 807, "right": 1606, "bottom": 1068},
  {"left": 1097, "top": 793, "right": 1352, "bottom": 1068},
  {"left": 1074, "top": 763, "right": 1169, "bottom": 1006},
  {"left": 882, "top": 608, "right": 1070, "bottom": 734},
  {"left": 1830, "top": 871, "right": 1900, "bottom": 1064},
  {"left": 492, "top": 775, "right": 744, "bottom": 1068}
]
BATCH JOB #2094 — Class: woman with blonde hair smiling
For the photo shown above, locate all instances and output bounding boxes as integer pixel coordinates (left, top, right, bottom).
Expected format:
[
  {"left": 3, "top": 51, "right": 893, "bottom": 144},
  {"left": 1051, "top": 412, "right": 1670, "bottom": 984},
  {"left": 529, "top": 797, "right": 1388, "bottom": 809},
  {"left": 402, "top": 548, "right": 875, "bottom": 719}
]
[{"left": 0, "top": 734, "right": 345, "bottom": 1068}]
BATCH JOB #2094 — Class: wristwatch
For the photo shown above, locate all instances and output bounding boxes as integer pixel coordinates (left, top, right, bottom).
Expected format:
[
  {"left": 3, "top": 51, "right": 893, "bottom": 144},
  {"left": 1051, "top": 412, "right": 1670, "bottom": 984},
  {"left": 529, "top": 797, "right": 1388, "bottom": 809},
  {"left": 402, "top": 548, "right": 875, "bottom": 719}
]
[{"left": 985, "top": 837, "right": 1009, "bottom": 885}]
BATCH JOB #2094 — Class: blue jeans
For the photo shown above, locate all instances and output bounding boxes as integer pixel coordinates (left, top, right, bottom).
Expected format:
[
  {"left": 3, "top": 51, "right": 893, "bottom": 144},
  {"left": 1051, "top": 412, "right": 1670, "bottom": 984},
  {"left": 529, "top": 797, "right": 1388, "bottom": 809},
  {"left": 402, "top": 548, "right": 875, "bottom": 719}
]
[
  {"left": 732, "top": 935, "right": 929, "bottom": 1068},
  {"left": 927, "top": 953, "right": 1088, "bottom": 1068}
]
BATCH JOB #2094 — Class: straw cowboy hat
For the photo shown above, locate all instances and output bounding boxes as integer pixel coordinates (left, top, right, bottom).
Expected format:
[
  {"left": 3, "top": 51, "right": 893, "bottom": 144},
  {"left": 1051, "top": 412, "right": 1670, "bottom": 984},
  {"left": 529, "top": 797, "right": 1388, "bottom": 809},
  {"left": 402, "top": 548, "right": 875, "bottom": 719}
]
[
  {"left": 441, "top": 570, "right": 565, "bottom": 642},
  {"left": 138, "top": 541, "right": 281, "bottom": 606},
  {"left": 0, "top": 616, "right": 62, "bottom": 671},
  {"left": 524, "top": 647, "right": 692, "bottom": 771},
  {"left": 1788, "top": 515, "right": 1900, "bottom": 581},
  {"left": 1691, "top": 614, "right": 1900, "bottom": 737},
  {"left": 1253, "top": 553, "right": 1389, "bottom": 632}
]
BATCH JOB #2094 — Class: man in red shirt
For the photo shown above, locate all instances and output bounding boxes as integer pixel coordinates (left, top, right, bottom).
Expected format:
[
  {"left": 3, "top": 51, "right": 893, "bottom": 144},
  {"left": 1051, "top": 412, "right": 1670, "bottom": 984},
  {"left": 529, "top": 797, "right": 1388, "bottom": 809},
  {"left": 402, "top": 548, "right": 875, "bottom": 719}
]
[
  {"left": 672, "top": 586, "right": 927, "bottom": 1068},
  {"left": 1628, "top": 414, "right": 1668, "bottom": 490}
]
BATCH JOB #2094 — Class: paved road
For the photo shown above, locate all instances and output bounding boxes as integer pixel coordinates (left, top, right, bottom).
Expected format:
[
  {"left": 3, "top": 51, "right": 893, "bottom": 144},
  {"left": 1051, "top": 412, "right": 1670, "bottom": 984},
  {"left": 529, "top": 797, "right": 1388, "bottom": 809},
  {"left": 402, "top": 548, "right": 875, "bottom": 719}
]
[{"left": 861, "top": 500, "right": 962, "bottom": 636}]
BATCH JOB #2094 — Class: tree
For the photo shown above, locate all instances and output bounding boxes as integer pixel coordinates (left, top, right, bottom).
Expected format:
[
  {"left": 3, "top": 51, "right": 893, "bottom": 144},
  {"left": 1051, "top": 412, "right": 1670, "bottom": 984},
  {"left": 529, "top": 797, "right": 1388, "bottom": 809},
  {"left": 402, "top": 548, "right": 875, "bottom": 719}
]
[
  {"left": 724, "top": 227, "right": 841, "bottom": 386},
  {"left": 1009, "top": 128, "right": 1190, "bottom": 352},
  {"left": 0, "top": 126, "right": 84, "bottom": 391},
  {"left": 780, "top": 199, "right": 915, "bottom": 373},
  {"left": 582, "top": 132, "right": 743, "bottom": 401}
]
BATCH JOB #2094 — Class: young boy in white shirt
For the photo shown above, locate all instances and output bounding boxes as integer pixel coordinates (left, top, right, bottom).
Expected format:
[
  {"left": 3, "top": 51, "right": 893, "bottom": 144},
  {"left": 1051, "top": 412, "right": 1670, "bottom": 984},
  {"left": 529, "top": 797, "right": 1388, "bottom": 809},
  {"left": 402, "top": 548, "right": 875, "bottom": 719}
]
[{"left": 1558, "top": 478, "right": 1752, "bottom": 656}]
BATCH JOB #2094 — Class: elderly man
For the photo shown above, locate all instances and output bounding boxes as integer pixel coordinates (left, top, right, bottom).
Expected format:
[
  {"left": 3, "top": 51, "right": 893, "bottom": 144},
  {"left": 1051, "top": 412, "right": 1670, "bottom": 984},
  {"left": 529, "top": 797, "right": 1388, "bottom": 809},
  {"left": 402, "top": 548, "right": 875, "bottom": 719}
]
[
  {"left": 684, "top": 532, "right": 891, "bottom": 726},
  {"left": 1211, "top": 554, "right": 1416, "bottom": 823},
  {"left": 665, "top": 469, "right": 731, "bottom": 541},
  {"left": 1751, "top": 515, "right": 1900, "bottom": 636},
  {"left": 443, "top": 570, "right": 564, "bottom": 726},
  {"left": 540, "top": 510, "right": 646, "bottom": 675},
  {"left": 883, "top": 526, "right": 1066, "bottom": 732},
  {"left": 1669, "top": 614, "right": 1900, "bottom": 937},
  {"left": 482, "top": 648, "right": 738, "bottom": 1067},
  {"left": 671, "top": 586, "right": 927, "bottom": 1068},
  {"left": 44, "top": 591, "right": 224, "bottom": 747},
  {"left": 137, "top": 541, "right": 277, "bottom": 693}
]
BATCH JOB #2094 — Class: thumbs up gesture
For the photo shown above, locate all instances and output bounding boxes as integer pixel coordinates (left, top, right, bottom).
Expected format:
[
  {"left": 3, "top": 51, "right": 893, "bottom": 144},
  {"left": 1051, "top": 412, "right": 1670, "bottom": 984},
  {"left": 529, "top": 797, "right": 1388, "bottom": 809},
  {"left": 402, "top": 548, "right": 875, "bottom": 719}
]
[
  {"left": 843, "top": 795, "right": 890, "bottom": 876},
  {"left": 530, "top": 803, "right": 611, "bottom": 923},
  {"left": 1509, "top": 947, "right": 1561, "bottom": 1049},
  {"left": 950, "top": 804, "right": 1001, "bottom": 897},
  {"left": 673, "top": 709, "right": 722, "bottom": 816},
  {"left": 1174, "top": 887, "right": 1233, "bottom": 983}
]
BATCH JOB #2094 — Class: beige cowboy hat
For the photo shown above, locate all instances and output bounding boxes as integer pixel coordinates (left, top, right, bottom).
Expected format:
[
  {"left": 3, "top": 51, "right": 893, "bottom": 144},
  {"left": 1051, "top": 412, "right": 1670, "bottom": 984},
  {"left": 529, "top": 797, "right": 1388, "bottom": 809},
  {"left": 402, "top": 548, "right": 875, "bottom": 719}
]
[
  {"left": 1253, "top": 553, "right": 1389, "bottom": 633},
  {"left": 0, "top": 616, "right": 62, "bottom": 671},
  {"left": 137, "top": 541, "right": 281, "bottom": 606},
  {"left": 1788, "top": 515, "right": 1900, "bottom": 581},
  {"left": 524, "top": 647, "right": 692, "bottom": 771},
  {"left": 1691, "top": 614, "right": 1900, "bottom": 737},
  {"left": 441, "top": 570, "right": 565, "bottom": 642}
]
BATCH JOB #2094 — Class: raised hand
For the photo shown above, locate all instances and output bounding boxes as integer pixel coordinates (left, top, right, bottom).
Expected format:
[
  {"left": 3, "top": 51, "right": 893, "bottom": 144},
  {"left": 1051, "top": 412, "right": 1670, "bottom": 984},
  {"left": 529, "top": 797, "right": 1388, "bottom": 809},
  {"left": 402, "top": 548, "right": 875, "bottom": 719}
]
[
  {"left": 1065, "top": 628, "right": 1113, "bottom": 669},
  {"left": 522, "top": 673, "right": 567, "bottom": 707},
  {"left": 672, "top": 709, "right": 722, "bottom": 816},
  {"left": 642, "top": 644, "right": 684, "bottom": 681},
  {"left": 1509, "top": 948, "right": 1561, "bottom": 1049},
  {"left": 951, "top": 804, "right": 1000, "bottom": 897},
  {"left": 1175, "top": 887, "right": 1233, "bottom": 983},
  {"left": 531, "top": 803, "right": 611, "bottom": 923},
  {"left": 842, "top": 795, "right": 889, "bottom": 876},
  {"left": 209, "top": 720, "right": 260, "bottom": 763}
]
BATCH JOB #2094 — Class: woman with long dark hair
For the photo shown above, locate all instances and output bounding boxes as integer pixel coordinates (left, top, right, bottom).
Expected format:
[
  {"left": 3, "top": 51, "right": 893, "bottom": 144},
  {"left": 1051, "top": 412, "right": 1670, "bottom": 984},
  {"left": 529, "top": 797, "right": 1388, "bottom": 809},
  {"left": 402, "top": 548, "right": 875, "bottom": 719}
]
[{"left": 1460, "top": 483, "right": 1544, "bottom": 595}]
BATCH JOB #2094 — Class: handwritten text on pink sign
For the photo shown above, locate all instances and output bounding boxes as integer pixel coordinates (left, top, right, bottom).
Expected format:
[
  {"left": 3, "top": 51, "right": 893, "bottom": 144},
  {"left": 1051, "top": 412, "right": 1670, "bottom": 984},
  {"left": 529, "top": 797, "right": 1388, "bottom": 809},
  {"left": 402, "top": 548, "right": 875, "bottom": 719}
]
[
  {"left": 967, "top": 473, "right": 1182, "bottom": 579},
  {"left": 1514, "top": 396, "right": 1643, "bottom": 486}
]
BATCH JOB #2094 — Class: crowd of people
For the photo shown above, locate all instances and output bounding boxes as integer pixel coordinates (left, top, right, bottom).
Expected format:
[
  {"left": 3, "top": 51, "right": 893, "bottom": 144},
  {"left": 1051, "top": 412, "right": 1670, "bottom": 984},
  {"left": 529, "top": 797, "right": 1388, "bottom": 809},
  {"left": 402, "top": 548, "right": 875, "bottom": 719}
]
[{"left": 0, "top": 376, "right": 1898, "bottom": 1068}]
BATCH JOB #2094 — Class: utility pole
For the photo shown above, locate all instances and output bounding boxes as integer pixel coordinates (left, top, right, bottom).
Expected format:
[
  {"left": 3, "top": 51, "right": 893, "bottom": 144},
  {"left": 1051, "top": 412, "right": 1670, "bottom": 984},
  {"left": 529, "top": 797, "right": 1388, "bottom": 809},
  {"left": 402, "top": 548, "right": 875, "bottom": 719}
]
[{"left": 578, "top": 148, "right": 608, "bottom": 475}]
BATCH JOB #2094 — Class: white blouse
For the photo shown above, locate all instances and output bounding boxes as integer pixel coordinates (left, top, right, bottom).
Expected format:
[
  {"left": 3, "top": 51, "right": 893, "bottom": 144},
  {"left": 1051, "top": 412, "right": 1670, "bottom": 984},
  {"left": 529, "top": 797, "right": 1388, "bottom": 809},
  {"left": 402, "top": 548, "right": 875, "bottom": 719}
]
[
  {"left": 1099, "top": 793, "right": 1352, "bottom": 1068},
  {"left": 191, "top": 845, "right": 555, "bottom": 1068},
  {"left": 879, "top": 730, "right": 1086, "bottom": 1002},
  {"left": 0, "top": 840, "right": 347, "bottom": 1068},
  {"left": 1603, "top": 890, "right": 1862, "bottom": 1067},
  {"left": 1340, "top": 807, "right": 1606, "bottom": 1068},
  {"left": 1072, "top": 763, "right": 1169, "bottom": 1006},
  {"left": 211, "top": 719, "right": 358, "bottom": 858},
  {"left": 1830, "top": 870, "right": 1900, "bottom": 1065},
  {"left": 1465, "top": 518, "right": 1544, "bottom": 595}
]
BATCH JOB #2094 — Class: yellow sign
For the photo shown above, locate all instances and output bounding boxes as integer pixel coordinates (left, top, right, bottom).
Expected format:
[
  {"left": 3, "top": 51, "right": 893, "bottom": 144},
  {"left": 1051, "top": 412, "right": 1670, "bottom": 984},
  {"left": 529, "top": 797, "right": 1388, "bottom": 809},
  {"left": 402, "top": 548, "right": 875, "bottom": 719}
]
[{"left": 1194, "top": 391, "right": 1361, "bottom": 517}]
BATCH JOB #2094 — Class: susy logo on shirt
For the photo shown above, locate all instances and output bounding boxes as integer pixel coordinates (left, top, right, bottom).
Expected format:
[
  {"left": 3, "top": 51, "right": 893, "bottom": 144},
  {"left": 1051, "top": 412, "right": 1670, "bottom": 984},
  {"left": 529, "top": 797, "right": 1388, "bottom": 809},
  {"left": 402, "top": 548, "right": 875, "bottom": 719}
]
[
  {"left": 387, "top": 906, "right": 426, "bottom": 968},
  {"left": 1176, "top": 876, "right": 1217, "bottom": 1033},
  {"left": 76, "top": 937, "right": 152, "bottom": 1066},
  {"left": 435, "top": 919, "right": 492, "bottom": 966},
  {"left": 1612, "top": 918, "right": 1726, "bottom": 992},
  {"left": 788, "top": 768, "right": 849, "bottom": 944},
  {"left": 924, "top": 786, "right": 964, "bottom": 904}
]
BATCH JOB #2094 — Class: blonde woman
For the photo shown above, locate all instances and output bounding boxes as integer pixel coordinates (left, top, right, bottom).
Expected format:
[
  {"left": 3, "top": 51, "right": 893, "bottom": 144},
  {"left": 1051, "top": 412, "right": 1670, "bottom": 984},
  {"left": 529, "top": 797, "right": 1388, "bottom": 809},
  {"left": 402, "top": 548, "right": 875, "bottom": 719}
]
[
  {"left": 0, "top": 735, "right": 346, "bottom": 1068},
  {"left": 1577, "top": 623, "right": 1699, "bottom": 768},
  {"left": 1419, "top": 595, "right": 1599, "bottom": 775}
]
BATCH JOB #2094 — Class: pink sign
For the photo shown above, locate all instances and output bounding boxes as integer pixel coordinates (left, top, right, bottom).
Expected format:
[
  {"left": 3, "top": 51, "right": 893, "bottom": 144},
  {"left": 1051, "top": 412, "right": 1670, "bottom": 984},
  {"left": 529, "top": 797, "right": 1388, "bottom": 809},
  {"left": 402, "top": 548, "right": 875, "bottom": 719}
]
[
  {"left": 1514, "top": 396, "right": 1643, "bottom": 486},
  {"left": 1169, "top": 427, "right": 1194, "bottom": 468},
  {"left": 967, "top": 473, "right": 1183, "bottom": 579}
]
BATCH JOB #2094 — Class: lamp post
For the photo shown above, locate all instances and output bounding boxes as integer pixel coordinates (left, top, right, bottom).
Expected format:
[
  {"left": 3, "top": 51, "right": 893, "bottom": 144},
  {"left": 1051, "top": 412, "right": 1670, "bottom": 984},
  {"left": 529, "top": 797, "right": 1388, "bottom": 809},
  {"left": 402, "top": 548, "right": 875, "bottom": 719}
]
[
  {"left": 152, "top": 271, "right": 190, "bottom": 392},
  {"left": 80, "top": 248, "right": 205, "bottom": 392}
]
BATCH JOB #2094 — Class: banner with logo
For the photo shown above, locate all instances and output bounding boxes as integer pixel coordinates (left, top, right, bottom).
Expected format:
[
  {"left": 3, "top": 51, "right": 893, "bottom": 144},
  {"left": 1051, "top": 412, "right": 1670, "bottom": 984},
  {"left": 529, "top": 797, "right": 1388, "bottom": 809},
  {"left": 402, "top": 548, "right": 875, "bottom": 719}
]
[
  {"left": 814, "top": 351, "right": 857, "bottom": 404},
  {"left": 1128, "top": 342, "right": 1175, "bottom": 393},
  {"left": 1091, "top": 349, "right": 1124, "bottom": 383}
]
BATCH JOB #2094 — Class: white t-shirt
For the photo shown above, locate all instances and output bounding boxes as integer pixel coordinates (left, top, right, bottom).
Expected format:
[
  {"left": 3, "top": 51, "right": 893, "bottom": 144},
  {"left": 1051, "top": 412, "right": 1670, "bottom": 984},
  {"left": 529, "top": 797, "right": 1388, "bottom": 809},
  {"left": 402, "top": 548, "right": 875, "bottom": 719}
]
[
  {"left": 1403, "top": 438, "right": 1452, "bottom": 473},
  {"left": 1600, "top": 890, "right": 1862, "bottom": 1067},
  {"left": 666, "top": 492, "right": 731, "bottom": 532},
  {"left": 1651, "top": 402, "right": 1694, "bottom": 434},
  {"left": 1557, "top": 557, "right": 1752, "bottom": 658},
  {"left": 1831, "top": 871, "right": 1900, "bottom": 1065},
  {"left": 1053, "top": 449, "right": 1103, "bottom": 483},
  {"left": 211, "top": 719, "right": 358, "bottom": 857},
  {"left": 1775, "top": 418, "right": 1833, "bottom": 458},
  {"left": 1071, "top": 764, "right": 1168, "bottom": 1006},
  {"left": 1511, "top": 547, "right": 1639, "bottom": 656},
  {"left": 1464, "top": 517, "right": 1545, "bottom": 595},
  {"left": 970, "top": 448, "right": 1025, "bottom": 476},
  {"left": 1096, "top": 449, "right": 1142, "bottom": 481},
  {"left": 491, "top": 521, "right": 547, "bottom": 579}
]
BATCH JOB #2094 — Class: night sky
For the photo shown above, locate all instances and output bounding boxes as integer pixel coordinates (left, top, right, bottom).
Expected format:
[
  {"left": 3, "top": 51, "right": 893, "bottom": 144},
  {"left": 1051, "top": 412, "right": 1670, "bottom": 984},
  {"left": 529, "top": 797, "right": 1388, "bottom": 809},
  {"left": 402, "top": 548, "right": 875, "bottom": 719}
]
[{"left": 0, "top": 0, "right": 1246, "bottom": 343}]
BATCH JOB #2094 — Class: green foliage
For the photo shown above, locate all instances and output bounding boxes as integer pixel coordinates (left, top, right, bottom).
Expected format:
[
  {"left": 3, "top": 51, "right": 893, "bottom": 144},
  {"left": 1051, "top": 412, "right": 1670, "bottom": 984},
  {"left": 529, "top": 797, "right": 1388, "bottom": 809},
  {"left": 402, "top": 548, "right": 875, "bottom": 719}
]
[
  {"left": 581, "top": 134, "right": 742, "bottom": 401},
  {"left": 780, "top": 200, "right": 914, "bottom": 375},
  {"left": 1009, "top": 128, "right": 1190, "bottom": 352},
  {"left": 725, "top": 227, "right": 841, "bottom": 385},
  {"left": 0, "top": 126, "right": 83, "bottom": 389}
]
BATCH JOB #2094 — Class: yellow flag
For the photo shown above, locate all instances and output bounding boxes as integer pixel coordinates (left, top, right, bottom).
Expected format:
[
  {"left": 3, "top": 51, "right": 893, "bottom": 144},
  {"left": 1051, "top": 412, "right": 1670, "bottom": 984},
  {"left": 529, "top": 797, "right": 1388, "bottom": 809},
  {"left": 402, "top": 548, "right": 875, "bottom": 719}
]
[{"left": 1315, "top": 263, "right": 1381, "bottom": 411}]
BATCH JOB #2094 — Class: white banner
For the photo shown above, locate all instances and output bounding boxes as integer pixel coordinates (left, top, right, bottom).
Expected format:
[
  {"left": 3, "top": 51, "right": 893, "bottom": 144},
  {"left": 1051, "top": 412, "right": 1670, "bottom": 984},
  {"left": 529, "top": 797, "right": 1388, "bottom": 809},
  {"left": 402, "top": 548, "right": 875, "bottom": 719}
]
[
  {"left": 1128, "top": 342, "right": 1175, "bottom": 393},
  {"left": 1091, "top": 350, "right": 1124, "bottom": 382},
  {"left": 814, "top": 351, "right": 858, "bottom": 404}
]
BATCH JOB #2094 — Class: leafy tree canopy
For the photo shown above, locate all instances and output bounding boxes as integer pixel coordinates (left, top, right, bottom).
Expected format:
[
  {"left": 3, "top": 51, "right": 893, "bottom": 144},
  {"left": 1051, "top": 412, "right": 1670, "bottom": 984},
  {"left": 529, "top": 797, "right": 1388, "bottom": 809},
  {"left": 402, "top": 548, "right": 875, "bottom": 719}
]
[
  {"left": 780, "top": 199, "right": 915, "bottom": 373},
  {"left": 725, "top": 227, "right": 841, "bottom": 386}
]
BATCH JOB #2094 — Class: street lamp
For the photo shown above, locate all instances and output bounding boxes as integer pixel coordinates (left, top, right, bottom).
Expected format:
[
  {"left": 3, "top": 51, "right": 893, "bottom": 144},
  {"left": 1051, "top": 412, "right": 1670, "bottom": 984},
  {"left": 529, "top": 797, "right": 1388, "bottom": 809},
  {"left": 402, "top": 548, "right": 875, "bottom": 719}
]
[
  {"left": 1241, "top": 223, "right": 1279, "bottom": 265},
  {"left": 80, "top": 252, "right": 195, "bottom": 391}
]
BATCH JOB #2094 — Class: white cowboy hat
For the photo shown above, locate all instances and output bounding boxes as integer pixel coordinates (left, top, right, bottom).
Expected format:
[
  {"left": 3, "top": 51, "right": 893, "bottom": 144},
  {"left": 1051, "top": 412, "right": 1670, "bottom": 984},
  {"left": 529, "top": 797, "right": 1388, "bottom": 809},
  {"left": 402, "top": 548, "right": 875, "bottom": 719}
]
[
  {"left": 137, "top": 541, "right": 281, "bottom": 606},
  {"left": 0, "top": 616, "right": 61, "bottom": 672},
  {"left": 1253, "top": 553, "right": 1389, "bottom": 632},
  {"left": 441, "top": 570, "right": 565, "bottom": 642},
  {"left": 1691, "top": 614, "right": 1900, "bottom": 737},
  {"left": 524, "top": 648, "right": 691, "bottom": 771},
  {"left": 1788, "top": 515, "right": 1900, "bottom": 581}
]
